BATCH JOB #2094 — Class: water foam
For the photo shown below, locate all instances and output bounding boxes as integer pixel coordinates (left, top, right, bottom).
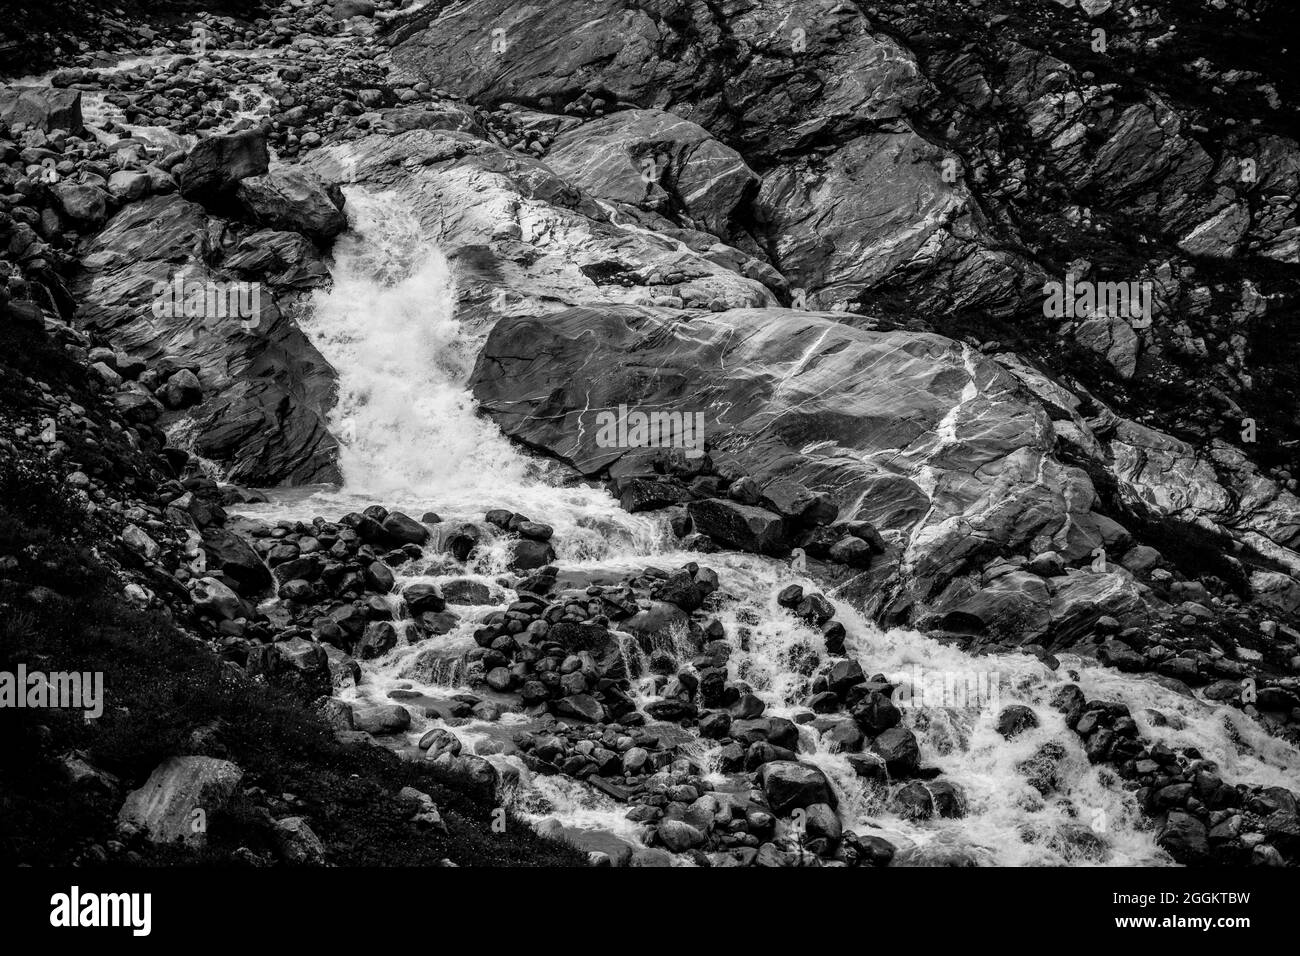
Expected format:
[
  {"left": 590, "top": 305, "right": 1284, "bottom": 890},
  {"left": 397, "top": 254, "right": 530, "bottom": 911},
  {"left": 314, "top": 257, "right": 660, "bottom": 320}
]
[{"left": 243, "top": 189, "right": 1300, "bottom": 867}]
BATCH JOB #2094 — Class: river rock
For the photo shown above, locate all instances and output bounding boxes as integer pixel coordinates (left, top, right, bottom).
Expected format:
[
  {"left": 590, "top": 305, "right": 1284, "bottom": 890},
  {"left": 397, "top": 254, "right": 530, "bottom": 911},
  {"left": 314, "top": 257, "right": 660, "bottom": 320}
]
[
  {"left": 236, "top": 166, "right": 347, "bottom": 240},
  {"left": 117, "top": 756, "right": 243, "bottom": 847},
  {"left": 175, "top": 130, "right": 271, "bottom": 200},
  {"left": 758, "top": 760, "right": 837, "bottom": 815}
]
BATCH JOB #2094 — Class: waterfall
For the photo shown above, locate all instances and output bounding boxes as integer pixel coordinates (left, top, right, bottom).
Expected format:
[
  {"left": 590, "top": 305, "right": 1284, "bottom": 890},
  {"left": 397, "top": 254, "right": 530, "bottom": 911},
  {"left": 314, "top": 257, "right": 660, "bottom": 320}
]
[
  {"left": 240, "top": 188, "right": 1300, "bottom": 868},
  {"left": 302, "top": 189, "right": 530, "bottom": 497}
]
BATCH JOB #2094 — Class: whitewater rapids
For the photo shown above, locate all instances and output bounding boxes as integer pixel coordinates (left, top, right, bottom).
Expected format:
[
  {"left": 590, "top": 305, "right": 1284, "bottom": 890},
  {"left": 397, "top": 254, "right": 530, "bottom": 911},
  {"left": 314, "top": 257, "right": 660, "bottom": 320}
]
[{"left": 237, "top": 186, "right": 1300, "bottom": 867}]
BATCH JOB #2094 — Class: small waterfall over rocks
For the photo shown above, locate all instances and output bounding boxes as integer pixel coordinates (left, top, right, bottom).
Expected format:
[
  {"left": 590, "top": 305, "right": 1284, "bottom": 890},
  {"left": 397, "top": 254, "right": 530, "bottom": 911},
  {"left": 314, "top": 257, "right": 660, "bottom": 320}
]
[{"left": 236, "top": 188, "right": 1300, "bottom": 868}]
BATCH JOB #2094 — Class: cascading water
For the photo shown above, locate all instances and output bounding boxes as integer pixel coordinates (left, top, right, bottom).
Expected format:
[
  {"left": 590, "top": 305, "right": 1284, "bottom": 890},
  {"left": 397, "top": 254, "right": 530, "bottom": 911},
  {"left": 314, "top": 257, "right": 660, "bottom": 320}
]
[{"left": 241, "top": 186, "right": 1300, "bottom": 867}]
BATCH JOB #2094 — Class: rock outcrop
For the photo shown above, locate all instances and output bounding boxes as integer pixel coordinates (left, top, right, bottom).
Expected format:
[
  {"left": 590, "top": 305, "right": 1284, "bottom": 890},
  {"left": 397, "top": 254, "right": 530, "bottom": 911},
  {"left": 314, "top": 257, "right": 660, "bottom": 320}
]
[{"left": 72, "top": 195, "right": 339, "bottom": 485}]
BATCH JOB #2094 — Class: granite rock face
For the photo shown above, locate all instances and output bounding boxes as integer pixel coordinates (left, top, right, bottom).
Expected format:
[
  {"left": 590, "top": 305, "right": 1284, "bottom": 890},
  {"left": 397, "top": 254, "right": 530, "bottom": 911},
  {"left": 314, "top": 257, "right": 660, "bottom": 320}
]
[
  {"left": 304, "top": 129, "right": 778, "bottom": 327},
  {"left": 471, "top": 302, "right": 1300, "bottom": 645},
  {"left": 72, "top": 195, "right": 339, "bottom": 486}
]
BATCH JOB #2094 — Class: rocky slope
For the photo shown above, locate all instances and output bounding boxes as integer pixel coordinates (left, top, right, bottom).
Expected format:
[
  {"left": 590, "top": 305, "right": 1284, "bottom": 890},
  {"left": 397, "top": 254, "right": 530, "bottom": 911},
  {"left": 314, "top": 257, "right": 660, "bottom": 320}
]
[{"left": 2, "top": 0, "right": 1299, "bottom": 868}]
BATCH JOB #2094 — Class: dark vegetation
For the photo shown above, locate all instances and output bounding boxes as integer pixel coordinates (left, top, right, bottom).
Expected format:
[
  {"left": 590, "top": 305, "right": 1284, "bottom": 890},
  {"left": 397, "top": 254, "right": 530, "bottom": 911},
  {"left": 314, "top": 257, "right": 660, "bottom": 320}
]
[
  {"left": 0, "top": 306, "right": 583, "bottom": 868},
  {"left": 0, "top": 450, "right": 585, "bottom": 867}
]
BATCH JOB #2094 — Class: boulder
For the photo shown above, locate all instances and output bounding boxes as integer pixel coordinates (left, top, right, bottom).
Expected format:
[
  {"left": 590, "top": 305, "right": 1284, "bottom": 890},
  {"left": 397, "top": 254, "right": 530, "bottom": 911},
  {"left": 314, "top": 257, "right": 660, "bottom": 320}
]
[
  {"left": 116, "top": 756, "right": 243, "bottom": 847},
  {"left": 73, "top": 196, "right": 338, "bottom": 486},
  {"left": 381, "top": 511, "right": 429, "bottom": 545},
  {"left": 351, "top": 702, "right": 412, "bottom": 735},
  {"left": 996, "top": 704, "right": 1039, "bottom": 739},
  {"left": 52, "top": 183, "right": 108, "bottom": 226},
  {"left": 236, "top": 167, "right": 347, "bottom": 240},
  {"left": 686, "top": 498, "right": 788, "bottom": 556},
  {"left": 191, "top": 577, "right": 244, "bottom": 620},
  {"left": 403, "top": 582, "right": 445, "bottom": 614},
  {"left": 757, "top": 760, "right": 837, "bottom": 815},
  {"left": 657, "top": 819, "right": 706, "bottom": 852},
  {"left": 869, "top": 726, "right": 920, "bottom": 777},
  {"left": 272, "top": 816, "right": 327, "bottom": 864},
  {"left": 175, "top": 130, "right": 271, "bottom": 199},
  {"left": 201, "top": 528, "right": 272, "bottom": 595},
  {"left": 0, "top": 86, "right": 83, "bottom": 132},
  {"left": 509, "top": 538, "right": 556, "bottom": 571}
]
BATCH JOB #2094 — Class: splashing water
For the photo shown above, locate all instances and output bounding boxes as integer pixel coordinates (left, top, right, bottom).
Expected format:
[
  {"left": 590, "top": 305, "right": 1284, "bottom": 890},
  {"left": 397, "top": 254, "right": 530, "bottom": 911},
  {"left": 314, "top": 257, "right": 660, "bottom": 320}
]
[
  {"left": 302, "top": 190, "right": 524, "bottom": 496},
  {"left": 239, "top": 189, "right": 1300, "bottom": 867}
]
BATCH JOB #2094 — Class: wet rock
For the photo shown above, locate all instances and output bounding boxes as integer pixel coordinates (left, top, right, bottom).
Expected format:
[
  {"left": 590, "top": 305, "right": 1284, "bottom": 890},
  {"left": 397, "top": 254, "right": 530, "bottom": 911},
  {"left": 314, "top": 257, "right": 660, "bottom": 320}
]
[
  {"left": 623, "top": 601, "right": 690, "bottom": 641},
  {"left": 0, "top": 86, "right": 83, "bottom": 133},
  {"left": 441, "top": 579, "right": 492, "bottom": 605},
  {"left": 1099, "top": 640, "right": 1146, "bottom": 672},
  {"left": 1158, "top": 811, "right": 1210, "bottom": 863},
  {"left": 509, "top": 538, "right": 556, "bottom": 571},
  {"left": 699, "top": 712, "right": 732, "bottom": 739},
  {"left": 546, "top": 108, "right": 758, "bottom": 237},
  {"left": 175, "top": 130, "right": 271, "bottom": 200},
  {"left": 381, "top": 511, "right": 429, "bottom": 545},
  {"left": 853, "top": 833, "right": 897, "bottom": 866},
  {"left": 351, "top": 702, "right": 411, "bottom": 735},
  {"left": 651, "top": 569, "right": 704, "bottom": 612},
  {"left": 686, "top": 498, "right": 788, "bottom": 556},
  {"left": 556, "top": 693, "right": 606, "bottom": 723},
  {"left": 996, "top": 704, "right": 1039, "bottom": 739},
  {"left": 758, "top": 760, "right": 837, "bottom": 815},
  {"left": 851, "top": 691, "right": 901, "bottom": 735},
  {"left": 803, "top": 802, "right": 841, "bottom": 848},
  {"left": 869, "top": 726, "right": 921, "bottom": 777},
  {"left": 403, "top": 582, "right": 445, "bottom": 614},
  {"left": 845, "top": 754, "right": 889, "bottom": 787},
  {"left": 236, "top": 166, "right": 347, "bottom": 240},
  {"left": 644, "top": 699, "right": 698, "bottom": 722},
  {"left": 74, "top": 196, "right": 338, "bottom": 486},
  {"left": 619, "top": 478, "right": 692, "bottom": 513},
  {"left": 657, "top": 819, "right": 706, "bottom": 852},
  {"left": 356, "top": 621, "right": 398, "bottom": 660}
]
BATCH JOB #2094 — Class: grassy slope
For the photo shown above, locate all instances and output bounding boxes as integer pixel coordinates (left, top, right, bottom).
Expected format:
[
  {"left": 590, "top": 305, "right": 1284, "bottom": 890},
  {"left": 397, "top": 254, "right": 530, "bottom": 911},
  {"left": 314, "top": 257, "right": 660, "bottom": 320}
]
[{"left": 0, "top": 320, "right": 585, "bottom": 868}]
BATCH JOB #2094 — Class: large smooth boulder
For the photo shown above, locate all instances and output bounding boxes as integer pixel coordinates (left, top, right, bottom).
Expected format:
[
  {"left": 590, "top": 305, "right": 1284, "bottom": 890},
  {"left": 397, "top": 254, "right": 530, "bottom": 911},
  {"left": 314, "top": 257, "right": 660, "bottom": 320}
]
[
  {"left": 870, "top": 726, "right": 921, "bottom": 777},
  {"left": 381, "top": 511, "right": 429, "bottom": 545},
  {"left": 470, "top": 307, "right": 1118, "bottom": 617},
  {"left": 175, "top": 130, "right": 271, "bottom": 200},
  {"left": 236, "top": 166, "right": 347, "bottom": 240},
  {"left": 72, "top": 195, "right": 339, "bottom": 486},
  {"left": 0, "top": 86, "right": 83, "bottom": 132},
  {"left": 687, "top": 499, "right": 788, "bottom": 556},
  {"left": 117, "top": 756, "right": 243, "bottom": 847},
  {"left": 52, "top": 183, "right": 108, "bottom": 226},
  {"left": 757, "top": 760, "right": 837, "bottom": 815},
  {"left": 351, "top": 702, "right": 412, "bottom": 735}
]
